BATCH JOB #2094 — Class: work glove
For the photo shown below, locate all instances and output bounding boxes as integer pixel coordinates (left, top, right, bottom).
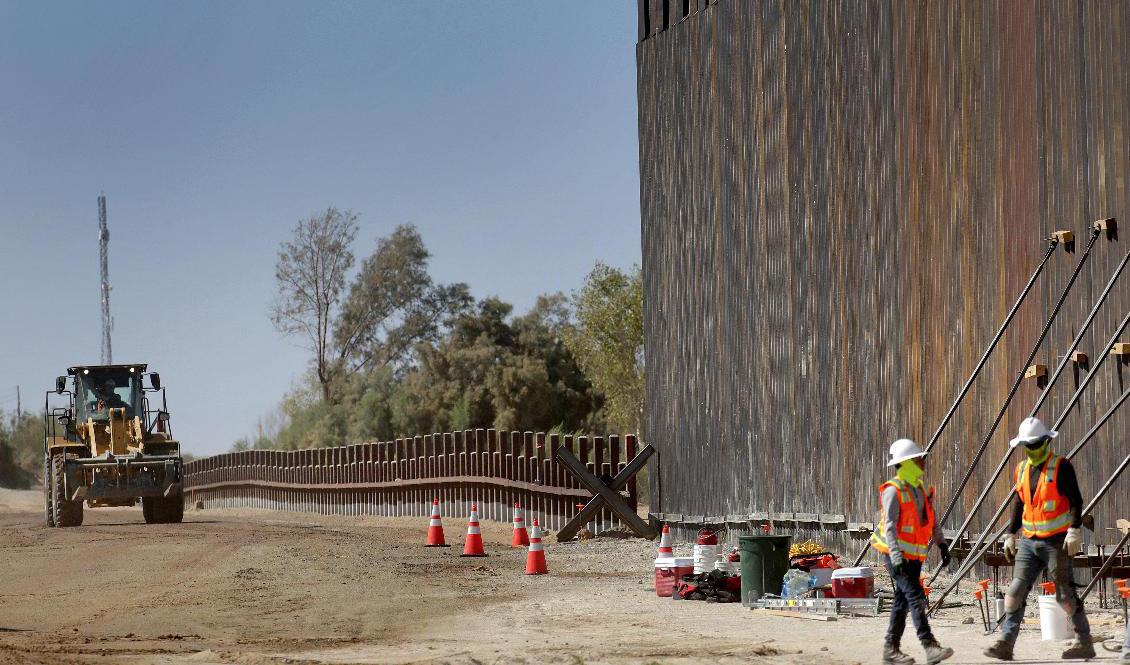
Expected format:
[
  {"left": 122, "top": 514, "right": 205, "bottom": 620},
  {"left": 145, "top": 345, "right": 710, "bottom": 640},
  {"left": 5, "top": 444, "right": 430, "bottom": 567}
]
[
  {"left": 1003, "top": 532, "right": 1018, "bottom": 561},
  {"left": 1064, "top": 527, "right": 1083, "bottom": 557},
  {"left": 891, "top": 559, "right": 906, "bottom": 578},
  {"left": 938, "top": 542, "right": 951, "bottom": 568}
]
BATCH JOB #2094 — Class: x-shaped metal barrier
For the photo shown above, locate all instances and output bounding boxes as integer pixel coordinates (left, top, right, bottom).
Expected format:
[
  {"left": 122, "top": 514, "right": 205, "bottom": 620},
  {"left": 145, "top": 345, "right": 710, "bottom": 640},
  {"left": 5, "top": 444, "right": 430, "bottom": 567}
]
[{"left": 555, "top": 444, "right": 656, "bottom": 542}]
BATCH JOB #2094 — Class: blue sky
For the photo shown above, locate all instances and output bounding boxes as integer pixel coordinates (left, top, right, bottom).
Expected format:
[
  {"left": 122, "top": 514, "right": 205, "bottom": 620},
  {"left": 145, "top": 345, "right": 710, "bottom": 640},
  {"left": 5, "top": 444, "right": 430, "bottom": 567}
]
[{"left": 0, "top": 1, "right": 641, "bottom": 456}]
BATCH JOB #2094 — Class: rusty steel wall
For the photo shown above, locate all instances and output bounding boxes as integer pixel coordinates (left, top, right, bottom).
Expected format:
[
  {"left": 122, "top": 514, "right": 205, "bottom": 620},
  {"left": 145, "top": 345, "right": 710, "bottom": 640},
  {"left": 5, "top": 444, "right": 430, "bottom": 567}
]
[
  {"left": 183, "top": 431, "right": 640, "bottom": 534},
  {"left": 638, "top": 0, "right": 1130, "bottom": 549}
]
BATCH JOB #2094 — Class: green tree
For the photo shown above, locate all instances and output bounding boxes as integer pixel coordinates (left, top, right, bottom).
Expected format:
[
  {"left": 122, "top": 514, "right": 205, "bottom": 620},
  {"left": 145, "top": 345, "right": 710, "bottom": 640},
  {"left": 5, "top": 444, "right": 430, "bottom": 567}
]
[
  {"left": 391, "top": 296, "right": 601, "bottom": 435},
  {"left": 564, "top": 264, "right": 644, "bottom": 434},
  {"left": 0, "top": 411, "right": 46, "bottom": 488},
  {"left": 334, "top": 225, "right": 471, "bottom": 380}
]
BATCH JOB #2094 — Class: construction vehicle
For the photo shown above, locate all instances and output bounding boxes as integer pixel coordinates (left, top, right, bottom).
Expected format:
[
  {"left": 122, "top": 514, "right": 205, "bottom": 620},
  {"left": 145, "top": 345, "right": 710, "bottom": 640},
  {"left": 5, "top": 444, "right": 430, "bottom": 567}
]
[{"left": 43, "top": 364, "right": 184, "bottom": 527}]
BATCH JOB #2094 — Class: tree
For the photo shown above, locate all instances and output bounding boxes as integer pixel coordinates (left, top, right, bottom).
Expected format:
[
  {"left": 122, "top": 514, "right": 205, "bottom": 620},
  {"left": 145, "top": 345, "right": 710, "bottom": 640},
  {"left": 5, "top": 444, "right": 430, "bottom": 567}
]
[
  {"left": 564, "top": 264, "right": 644, "bottom": 434},
  {"left": 390, "top": 296, "right": 601, "bottom": 435},
  {"left": 0, "top": 411, "right": 44, "bottom": 488},
  {"left": 271, "top": 208, "right": 359, "bottom": 401},
  {"left": 502, "top": 294, "right": 602, "bottom": 431},
  {"left": 333, "top": 225, "right": 471, "bottom": 380}
]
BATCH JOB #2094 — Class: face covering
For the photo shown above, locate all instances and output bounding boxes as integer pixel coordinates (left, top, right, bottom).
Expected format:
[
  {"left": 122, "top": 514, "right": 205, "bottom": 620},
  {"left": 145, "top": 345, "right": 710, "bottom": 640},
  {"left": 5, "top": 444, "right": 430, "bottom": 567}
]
[
  {"left": 1025, "top": 440, "right": 1051, "bottom": 465},
  {"left": 896, "top": 459, "right": 925, "bottom": 487}
]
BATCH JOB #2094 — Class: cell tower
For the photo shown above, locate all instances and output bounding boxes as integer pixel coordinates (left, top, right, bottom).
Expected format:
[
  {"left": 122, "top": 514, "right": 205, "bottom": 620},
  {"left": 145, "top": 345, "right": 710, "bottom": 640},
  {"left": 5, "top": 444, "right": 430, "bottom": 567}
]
[{"left": 98, "top": 194, "right": 113, "bottom": 365}]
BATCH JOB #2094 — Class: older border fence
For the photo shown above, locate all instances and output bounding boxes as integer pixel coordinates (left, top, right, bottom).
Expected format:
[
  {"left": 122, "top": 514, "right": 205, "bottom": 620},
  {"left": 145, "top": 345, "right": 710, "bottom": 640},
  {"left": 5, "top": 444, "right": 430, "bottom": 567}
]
[{"left": 183, "top": 431, "right": 639, "bottom": 533}]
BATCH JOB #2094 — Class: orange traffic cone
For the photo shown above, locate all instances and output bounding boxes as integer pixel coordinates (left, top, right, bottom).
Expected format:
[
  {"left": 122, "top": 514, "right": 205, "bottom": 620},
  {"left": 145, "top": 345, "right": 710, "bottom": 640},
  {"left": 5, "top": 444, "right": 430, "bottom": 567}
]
[
  {"left": 511, "top": 502, "right": 530, "bottom": 547},
  {"left": 525, "top": 518, "right": 548, "bottom": 575},
  {"left": 657, "top": 523, "right": 673, "bottom": 556},
  {"left": 461, "top": 503, "right": 487, "bottom": 557},
  {"left": 425, "top": 498, "right": 449, "bottom": 547}
]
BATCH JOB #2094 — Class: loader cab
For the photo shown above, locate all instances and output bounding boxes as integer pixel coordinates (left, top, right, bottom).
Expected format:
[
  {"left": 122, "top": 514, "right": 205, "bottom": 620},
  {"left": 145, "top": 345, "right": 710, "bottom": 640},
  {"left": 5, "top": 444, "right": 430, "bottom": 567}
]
[{"left": 71, "top": 366, "right": 145, "bottom": 423}]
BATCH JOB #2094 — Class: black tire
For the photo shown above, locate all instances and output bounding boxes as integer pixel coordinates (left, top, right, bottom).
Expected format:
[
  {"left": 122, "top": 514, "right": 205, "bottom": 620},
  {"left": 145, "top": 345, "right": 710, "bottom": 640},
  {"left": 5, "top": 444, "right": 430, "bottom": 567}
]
[
  {"left": 43, "top": 455, "right": 54, "bottom": 528},
  {"left": 142, "top": 497, "right": 158, "bottom": 524},
  {"left": 161, "top": 492, "right": 184, "bottom": 523},
  {"left": 142, "top": 492, "right": 184, "bottom": 524},
  {"left": 50, "top": 453, "right": 83, "bottom": 528}
]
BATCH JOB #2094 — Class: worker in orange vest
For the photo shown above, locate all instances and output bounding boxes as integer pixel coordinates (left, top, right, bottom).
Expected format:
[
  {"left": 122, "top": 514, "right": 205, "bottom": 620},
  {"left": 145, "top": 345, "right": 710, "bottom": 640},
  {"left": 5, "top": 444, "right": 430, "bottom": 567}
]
[
  {"left": 872, "top": 438, "right": 954, "bottom": 665},
  {"left": 984, "top": 417, "right": 1093, "bottom": 661}
]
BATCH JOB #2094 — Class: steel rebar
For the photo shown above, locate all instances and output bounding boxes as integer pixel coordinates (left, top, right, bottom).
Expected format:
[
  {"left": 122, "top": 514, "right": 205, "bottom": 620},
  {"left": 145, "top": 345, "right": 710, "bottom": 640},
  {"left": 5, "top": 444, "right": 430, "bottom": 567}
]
[
  {"left": 849, "top": 237, "right": 1062, "bottom": 567},
  {"left": 1081, "top": 530, "right": 1130, "bottom": 600},
  {"left": 928, "top": 305, "right": 1130, "bottom": 588},
  {"left": 928, "top": 384, "right": 1130, "bottom": 614},
  {"left": 933, "top": 227, "right": 1104, "bottom": 531}
]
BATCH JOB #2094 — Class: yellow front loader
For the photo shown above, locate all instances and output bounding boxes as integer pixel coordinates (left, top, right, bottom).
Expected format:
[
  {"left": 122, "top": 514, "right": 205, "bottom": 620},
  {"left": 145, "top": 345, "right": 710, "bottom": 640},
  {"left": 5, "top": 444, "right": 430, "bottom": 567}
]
[{"left": 43, "top": 364, "right": 183, "bottom": 527}]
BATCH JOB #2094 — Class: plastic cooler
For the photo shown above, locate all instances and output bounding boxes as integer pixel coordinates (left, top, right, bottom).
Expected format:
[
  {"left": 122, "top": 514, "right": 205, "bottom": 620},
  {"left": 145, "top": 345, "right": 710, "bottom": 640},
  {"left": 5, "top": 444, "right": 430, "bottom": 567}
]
[
  {"left": 831, "top": 567, "right": 875, "bottom": 598},
  {"left": 655, "top": 557, "right": 694, "bottom": 597}
]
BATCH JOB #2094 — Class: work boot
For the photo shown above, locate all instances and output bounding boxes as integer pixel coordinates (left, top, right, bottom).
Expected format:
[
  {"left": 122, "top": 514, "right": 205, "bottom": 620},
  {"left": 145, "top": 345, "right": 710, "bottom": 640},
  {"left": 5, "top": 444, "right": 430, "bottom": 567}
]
[
  {"left": 921, "top": 639, "right": 954, "bottom": 665},
  {"left": 1060, "top": 636, "right": 1095, "bottom": 660},
  {"left": 983, "top": 639, "right": 1014, "bottom": 661},
  {"left": 882, "top": 642, "right": 916, "bottom": 665}
]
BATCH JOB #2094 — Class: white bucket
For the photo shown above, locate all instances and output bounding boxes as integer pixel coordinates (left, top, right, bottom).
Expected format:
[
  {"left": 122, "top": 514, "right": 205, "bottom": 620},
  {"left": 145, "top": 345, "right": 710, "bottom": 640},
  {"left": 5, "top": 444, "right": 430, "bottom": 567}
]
[
  {"left": 1038, "top": 595, "right": 1071, "bottom": 641},
  {"left": 693, "top": 544, "right": 721, "bottom": 574}
]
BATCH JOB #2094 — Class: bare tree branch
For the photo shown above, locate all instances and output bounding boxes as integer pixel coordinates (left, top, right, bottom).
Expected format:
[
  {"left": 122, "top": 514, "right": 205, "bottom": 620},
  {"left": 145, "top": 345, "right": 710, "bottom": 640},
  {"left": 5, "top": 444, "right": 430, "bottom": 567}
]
[{"left": 270, "top": 208, "right": 358, "bottom": 401}]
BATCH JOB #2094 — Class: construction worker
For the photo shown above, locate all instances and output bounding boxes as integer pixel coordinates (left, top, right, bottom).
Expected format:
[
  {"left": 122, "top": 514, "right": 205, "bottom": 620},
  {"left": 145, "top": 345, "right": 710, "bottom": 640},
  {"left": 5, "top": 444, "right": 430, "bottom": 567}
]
[
  {"left": 872, "top": 438, "right": 954, "bottom": 665},
  {"left": 984, "top": 417, "right": 1093, "bottom": 660}
]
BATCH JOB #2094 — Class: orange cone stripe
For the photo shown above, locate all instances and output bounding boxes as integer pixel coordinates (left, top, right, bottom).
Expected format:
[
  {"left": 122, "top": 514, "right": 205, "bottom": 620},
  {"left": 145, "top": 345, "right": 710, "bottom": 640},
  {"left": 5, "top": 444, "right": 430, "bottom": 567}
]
[
  {"left": 658, "top": 523, "right": 673, "bottom": 555},
  {"left": 511, "top": 503, "right": 530, "bottom": 547},
  {"left": 462, "top": 504, "right": 487, "bottom": 556},
  {"left": 426, "top": 498, "right": 448, "bottom": 547},
  {"left": 525, "top": 519, "right": 548, "bottom": 574}
]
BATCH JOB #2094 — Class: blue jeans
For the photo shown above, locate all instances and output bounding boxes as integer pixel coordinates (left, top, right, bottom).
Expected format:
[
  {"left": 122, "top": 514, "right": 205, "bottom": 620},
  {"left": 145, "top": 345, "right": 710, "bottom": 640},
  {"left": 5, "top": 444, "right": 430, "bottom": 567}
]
[
  {"left": 999, "top": 537, "right": 1090, "bottom": 644},
  {"left": 884, "top": 556, "right": 935, "bottom": 645}
]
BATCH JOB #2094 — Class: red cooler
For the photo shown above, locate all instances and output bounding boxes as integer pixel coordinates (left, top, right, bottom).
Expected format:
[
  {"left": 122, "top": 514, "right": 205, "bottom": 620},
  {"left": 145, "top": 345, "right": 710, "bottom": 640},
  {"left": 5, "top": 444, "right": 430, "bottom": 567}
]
[
  {"left": 655, "top": 557, "right": 694, "bottom": 597},
  {"left": 831, "top": 567, "right": 875, "bottom": 598}
]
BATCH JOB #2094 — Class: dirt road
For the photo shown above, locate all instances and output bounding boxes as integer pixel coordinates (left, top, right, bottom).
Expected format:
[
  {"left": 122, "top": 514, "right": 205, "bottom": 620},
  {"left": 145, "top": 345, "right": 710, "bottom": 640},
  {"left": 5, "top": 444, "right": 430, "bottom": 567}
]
[{"left": 1, "top": 489, "right": 1124, "bottom": 664}]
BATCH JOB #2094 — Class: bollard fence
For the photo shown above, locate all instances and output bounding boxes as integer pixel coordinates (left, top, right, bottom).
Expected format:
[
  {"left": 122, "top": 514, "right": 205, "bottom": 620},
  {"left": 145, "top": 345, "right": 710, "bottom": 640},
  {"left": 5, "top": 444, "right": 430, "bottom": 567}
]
[{"left": 183, "top": 430, "right": 640, "bottom": 533}]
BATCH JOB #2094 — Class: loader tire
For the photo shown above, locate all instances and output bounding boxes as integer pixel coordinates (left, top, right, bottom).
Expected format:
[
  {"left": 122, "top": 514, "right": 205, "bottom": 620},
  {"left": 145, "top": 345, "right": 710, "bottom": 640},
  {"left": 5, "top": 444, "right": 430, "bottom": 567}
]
[
  {"left": 43, "top": 455, "right": 54, "bottom": 527},
  {"left": 162, "top": 492, "right": 184, "bottom": 523},
  {"left": 143, "top": 492, "right": 184, "bottom": 524},
  {"left": 50, "top": 453, "right": 83, "bottom": 527},
  {"left": 142, "top": 497, "right": 157, "bottom": 524}
]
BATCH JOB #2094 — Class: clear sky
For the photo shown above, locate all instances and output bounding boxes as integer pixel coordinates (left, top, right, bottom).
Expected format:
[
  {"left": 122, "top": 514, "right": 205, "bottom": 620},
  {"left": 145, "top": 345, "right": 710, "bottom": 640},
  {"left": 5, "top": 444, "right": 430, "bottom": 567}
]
[{"left": 0, "top": 1, "right": 641, "bottom": 456}]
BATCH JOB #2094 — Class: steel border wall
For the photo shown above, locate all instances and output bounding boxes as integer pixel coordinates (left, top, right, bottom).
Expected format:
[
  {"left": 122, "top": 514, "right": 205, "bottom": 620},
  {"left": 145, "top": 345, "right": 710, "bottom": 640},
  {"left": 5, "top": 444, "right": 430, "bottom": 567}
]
[
  {"left": 636, "top": 0, "right": 1130, "bottom": 553},
  {"left": 183, "top": 431, "right": 639, "bottom": 533}
]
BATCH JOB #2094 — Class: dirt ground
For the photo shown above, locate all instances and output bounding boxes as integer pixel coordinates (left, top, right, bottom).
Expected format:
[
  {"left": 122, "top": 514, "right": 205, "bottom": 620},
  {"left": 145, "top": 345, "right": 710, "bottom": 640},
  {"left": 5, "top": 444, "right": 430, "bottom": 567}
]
[{"left": 1, "top": 488, "right": 1126, "bottom": 665}]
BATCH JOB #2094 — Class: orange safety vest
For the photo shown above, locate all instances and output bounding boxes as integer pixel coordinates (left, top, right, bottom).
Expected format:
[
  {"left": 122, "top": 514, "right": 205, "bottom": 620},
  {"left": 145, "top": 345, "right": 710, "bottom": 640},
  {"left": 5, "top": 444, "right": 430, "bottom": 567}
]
[
  {"left": 1014, "top": 454, "right": 1072, "bottom": 538},
  {"left": 871, "top": 478, "right": 936, "bottom": 561}
]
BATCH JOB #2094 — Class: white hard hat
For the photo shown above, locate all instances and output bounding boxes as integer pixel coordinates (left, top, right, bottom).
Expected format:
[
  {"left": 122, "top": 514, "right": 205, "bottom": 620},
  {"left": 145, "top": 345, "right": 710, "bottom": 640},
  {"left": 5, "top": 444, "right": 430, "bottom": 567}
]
[
  {"left": 887, "top": 438, "right": 927, "bottom": 467},
  {"left": 1009, "top": 416, "right": 1058, "bottom": 448}
]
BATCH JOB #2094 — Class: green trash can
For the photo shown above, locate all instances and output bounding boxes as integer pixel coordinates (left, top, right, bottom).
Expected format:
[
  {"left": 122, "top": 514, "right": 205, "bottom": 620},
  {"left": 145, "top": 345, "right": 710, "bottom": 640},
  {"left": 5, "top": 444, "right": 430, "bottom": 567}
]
[{"left": 739, "top": 535, "right": 792, "bottom": 606}]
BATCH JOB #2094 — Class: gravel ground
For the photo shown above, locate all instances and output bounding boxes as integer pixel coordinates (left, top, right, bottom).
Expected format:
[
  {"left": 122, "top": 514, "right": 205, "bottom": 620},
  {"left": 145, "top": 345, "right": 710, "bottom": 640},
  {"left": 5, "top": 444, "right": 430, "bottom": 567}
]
[{"left": 0, "top": 489, "right": 1125, "bottom": 664}]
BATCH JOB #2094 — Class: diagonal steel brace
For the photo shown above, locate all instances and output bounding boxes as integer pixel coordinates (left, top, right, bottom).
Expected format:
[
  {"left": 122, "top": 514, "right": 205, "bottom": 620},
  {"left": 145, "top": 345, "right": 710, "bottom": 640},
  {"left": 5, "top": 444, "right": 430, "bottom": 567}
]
[{"left": 555, "top": 444, "right": 656, "bottom": 542}]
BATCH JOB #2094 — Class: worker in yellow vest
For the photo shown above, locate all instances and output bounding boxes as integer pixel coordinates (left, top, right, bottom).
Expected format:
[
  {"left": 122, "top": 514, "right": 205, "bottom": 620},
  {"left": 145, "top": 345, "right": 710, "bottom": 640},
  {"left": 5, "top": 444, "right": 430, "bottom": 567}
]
[
  {"left": 985, "top": 417, "right": 1093, "bottom": 660},
  {"left": 872, "top": 438, "right": 954, "bottom": 665}
]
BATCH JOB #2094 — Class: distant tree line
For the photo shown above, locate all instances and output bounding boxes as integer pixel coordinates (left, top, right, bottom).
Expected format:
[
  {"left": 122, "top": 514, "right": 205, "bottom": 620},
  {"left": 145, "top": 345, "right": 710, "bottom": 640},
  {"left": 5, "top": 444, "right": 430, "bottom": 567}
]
[
  {"left": 234, "top": 208, "right": 644, "bottom": 452},
  {"left": 0, "top": 412, "right": 43, "bottom": 489}
]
